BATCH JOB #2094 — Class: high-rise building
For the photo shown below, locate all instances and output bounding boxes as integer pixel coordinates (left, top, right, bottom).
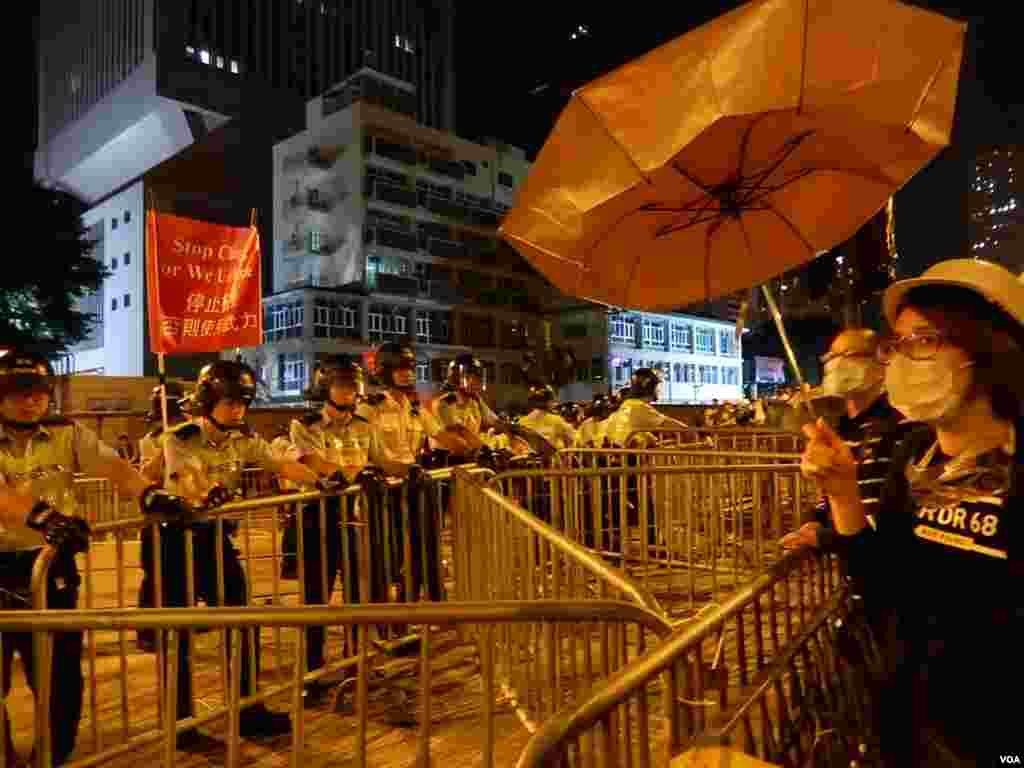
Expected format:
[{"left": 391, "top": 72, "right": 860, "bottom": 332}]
[
  {"left": 970, "top": 146, "right": 1023, "bottom": 272},
  {"left": 36, "top": 0, "right": 455, "bottom": 203},
  {"left": 37, "top": 0, "right": 456, "bottom": 378},
  {"left": 240, "top": 69, "right": 567, "bottom": 408}
]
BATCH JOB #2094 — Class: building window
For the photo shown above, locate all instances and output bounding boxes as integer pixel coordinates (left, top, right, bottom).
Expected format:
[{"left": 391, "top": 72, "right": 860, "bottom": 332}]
[
  {"left": 498, "top": 171, "right": 515, "bottom": 188},
  {"left": 609, "top": 316, "right": 635, "bottom": 343},
  {"left": 394, "top": 34, "right": 415, "bottom": 53},
  {"left": 673, "top": 363, "right": 683, "bottom": 383},
  {"left": 670, "top": 323, "right": 692, "bottom": 350},
  {"left": 393, "top": 313, "right": 407, "bottom": 336},
  {"left": 416, "top": 313, "right": 431, "bottom": 342},
  {"left": 279, "top": 352, "right": 306, "bottom": 393},
  {"left": 719, "top": 330, "right": 737, "bottom": 356},
  {"left": 699, "top": 365, "right": 719, "bottom": 385},
  {"left": 695, "top": 327, "right": 716, "bottom": 354},
  {"left": 313, "top": 300, "right": 358, "bottom": 339},
  {"left": 684, "top": 363, "right": 696, "bottom": 383},
  {"left": 723, "top": 367, "right": 740, "bottom": 386},
  {"left": 111, "top": 258, "right": 118, "bottom": 270},
  {"left": 416, "top": 361, "right": 430, "bottom": 383},
  {"left": 641, "top": 320, "right": 665, "bottom": 346},
  {"left": 263, "top": 301, "right": 304, "bottom": 342},
  {"left": 123, "top": 211, "right": 131, "bottom": 224},
  {"left": 123, "top": 293, "right": 130, "bottom": 308},
  {"left": 124, "top": 252, "right": 131, "bottom": 265},
  {"left": 111, "top": 298, "right": 118, "bottom": 311},
  {"left": 368, "top": 310, "right": 384, "bottom": 341},
  {"left": 592, "top": 356, "right": 605, "bottom": 383},
  {"left": 111, "top": 218, "right": 118, "bottom": 231}
]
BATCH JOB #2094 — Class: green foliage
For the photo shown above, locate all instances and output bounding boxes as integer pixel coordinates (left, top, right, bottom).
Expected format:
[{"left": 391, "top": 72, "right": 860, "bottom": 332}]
[{"left": 1, "top": 184, "right": 108, "bottom": 351}]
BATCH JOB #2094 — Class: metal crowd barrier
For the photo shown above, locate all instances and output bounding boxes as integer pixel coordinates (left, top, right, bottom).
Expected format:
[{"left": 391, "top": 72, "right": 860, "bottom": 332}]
[
  {"left": 486, "top": 463, "right": 817, "bottom": 617},
  {"left": 515, "top": 549, "right": 848, "bottom": 768},
  {"left": 7, "top": 469, "right": 480, "bottom": 767},
  {"left": 0, "top": 600, "right": 671, "bottom": 768},
  {"left": 451, "top": 469, "right": 675, "bottom": 732}
]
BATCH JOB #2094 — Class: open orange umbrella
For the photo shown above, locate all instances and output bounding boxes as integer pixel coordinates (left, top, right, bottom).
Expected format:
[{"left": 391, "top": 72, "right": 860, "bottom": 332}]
[{"left": 500, "top": 0, "right": 965, "bottom": 315}]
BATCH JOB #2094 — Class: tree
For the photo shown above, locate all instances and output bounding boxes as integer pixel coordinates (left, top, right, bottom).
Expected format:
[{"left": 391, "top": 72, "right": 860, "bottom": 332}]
[{"left": 2, "top": 184, "right": 108, "bottom": 352}]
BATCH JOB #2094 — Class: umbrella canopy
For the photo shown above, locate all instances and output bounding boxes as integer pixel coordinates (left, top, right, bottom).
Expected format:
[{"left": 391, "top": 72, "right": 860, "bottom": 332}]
[{"left": 500, "top": 0, "right": 965, "bottom": 311}]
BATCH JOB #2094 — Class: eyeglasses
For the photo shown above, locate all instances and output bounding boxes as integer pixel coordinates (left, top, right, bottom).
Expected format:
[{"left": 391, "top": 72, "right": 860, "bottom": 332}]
[{"left": 877, "top": 331, "right": 948, "bottom": 363}]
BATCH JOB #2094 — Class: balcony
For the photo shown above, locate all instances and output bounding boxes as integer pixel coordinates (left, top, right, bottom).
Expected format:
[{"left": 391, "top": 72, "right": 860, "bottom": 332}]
[
  {"left": 373, "top": 140, "right": 418, "bottom": 166},
  {"left": 369, "top": 180, "right": 418, "bottom": 209},
  {"left": 427, "top": 280, "right": 463, "bottom": 303},
  {"left": 422, "top": 195, "right": 469, "bottom": 222},
  {"left": 426, "top": 157, "right": 465, "bottom": 181},
  {"left": 426, "top": 237, "right": 465, "bottom": 259},
  {"left": 365, "top": 226, "right": 419, "bottom": 254},
  {"left": 373, "top": 273, "right": 420, "bottom": 298}
]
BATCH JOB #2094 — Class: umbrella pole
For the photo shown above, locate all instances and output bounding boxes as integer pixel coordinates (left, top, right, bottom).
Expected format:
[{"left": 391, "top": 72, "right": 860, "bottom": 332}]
[{"left": 760, "top": 284, "right": 817, "bottom": 419}]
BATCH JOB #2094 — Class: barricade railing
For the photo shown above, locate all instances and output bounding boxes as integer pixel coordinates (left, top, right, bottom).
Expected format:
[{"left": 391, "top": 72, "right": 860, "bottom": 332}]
[
  {"left": 486, "top": 464, "right": 816, "bottom": 617},
  {"left": 691, "top": 429, "right": 807, "bottom": 455},
  {"left": 558, "top": 447, "right": 805, "bottom": 470},
  {"left": 0, "top": 599, "right": 673, "bottom": 768},
  {"left": 9, "top": 468, "right": 486, "bottom": 767},
  {"left": 450, "top": 469, "right": 674, "bottom": 733},
  {"left": 515, "top": 549, "right": 847, "bottom": 768}
]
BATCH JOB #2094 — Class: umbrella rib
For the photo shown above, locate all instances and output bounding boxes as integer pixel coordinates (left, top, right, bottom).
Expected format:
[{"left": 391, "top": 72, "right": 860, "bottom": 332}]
[
  {"left": 737, "top": 130, "right": 815, "bottom": 203},
  {"left": 671, "top": 162, "right": 715, "bottom": 194},
  {"left": 763, "top": 202, "right": 818, "bottom": 258},
  {"left": 576, "top": 93, "right": 652, "bottom": 185},
  {"left": 736, "top": 113, "right": 775, "bottom": 181},
  {"left": 906, "top": 52, "right": 954, "bottom": 134}
]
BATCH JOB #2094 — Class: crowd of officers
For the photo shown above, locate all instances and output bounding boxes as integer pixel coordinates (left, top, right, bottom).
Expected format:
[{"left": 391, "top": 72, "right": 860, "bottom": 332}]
[{"left": 0, "top": 336, "right": 691, "bottom": 763}]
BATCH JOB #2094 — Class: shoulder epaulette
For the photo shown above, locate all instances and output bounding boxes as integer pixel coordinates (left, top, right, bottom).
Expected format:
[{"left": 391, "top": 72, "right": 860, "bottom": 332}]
[
  {"left": 171, "top": 422, "right": 201, "bottom": 440},
  {"left": 40, "top": 415, "right": 73, "bottom": 427},
  {"left": 301, "top": 411, "right": 324, "bottom": 426}
]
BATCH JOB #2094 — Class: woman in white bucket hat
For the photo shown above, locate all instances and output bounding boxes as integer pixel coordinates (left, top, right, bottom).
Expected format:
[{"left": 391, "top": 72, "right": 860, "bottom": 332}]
[{"left": 801, "top": 258, "right": 1024, "bottom": 766}]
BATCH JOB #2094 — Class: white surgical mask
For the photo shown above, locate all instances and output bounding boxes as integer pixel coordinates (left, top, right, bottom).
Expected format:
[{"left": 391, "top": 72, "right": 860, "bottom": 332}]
[
  {"left": 885, "top": 355, "right": 974, "bottom": 424},
  {"left": 822, "top": 358, "right": 881, "bottom": 397}
]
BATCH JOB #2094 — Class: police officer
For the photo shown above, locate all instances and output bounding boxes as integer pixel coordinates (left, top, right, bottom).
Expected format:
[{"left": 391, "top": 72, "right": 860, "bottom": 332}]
[
  {"left": 575, "top": 394, "right": 613, "bottom": 447},
  {"left": 288, "top": 355, "right": 377, "bottom": 706},
  {"left": 603, "top": 368, "right": 690, "bottom": 447},
  {"left": 434, "top": 354, "right": 501, "bottom": 460},
  {"left": 137, "top": 381, "right": 191, "bottom": 651},
  {"left": 163, "top": 360, "right": 320, "bottom": 741},
  {"left": 362, "top": 340, "right": 469, "bottom": 603},
  {"left": 0, "top": 347, "right": 191, "bottom": 764},
  {"left": 518, "top": 384, "right": 577, "bottom": 450}
]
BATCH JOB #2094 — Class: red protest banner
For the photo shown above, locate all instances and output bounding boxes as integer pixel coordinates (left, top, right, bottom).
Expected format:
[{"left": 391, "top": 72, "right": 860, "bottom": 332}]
[{"left": 146, "top": 211, "right": 263, "bottom": 354}]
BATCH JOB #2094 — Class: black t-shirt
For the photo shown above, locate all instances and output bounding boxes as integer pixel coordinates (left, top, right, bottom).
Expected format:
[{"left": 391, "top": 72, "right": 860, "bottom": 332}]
[{"left": 841, "top": 420, "right": 1023, "bottom": 762}]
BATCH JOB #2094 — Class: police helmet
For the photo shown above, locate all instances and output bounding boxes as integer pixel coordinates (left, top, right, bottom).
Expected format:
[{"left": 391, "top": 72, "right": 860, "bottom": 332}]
[
  {"left": 446, "top": 353, "right": 484, "bottom": 389},
  {"left": 193, "top": 360, "right": 257, "bottom": 415},
  {"left": 527, "top": 383, "right": 557, "bottom": 408},
  {"left": 146, "top": 381, "right": 188, "bottom": 423},
  {"left": 0, "top": 348, "right": 55, "bottom": 400},
  {"left": 375, "top": 340, "right": 417, "bottom": 391},
  {"left": 307, "top": 354, "right": 365, "bottom": 401},
  {"left": 557, "top": 401, "right": 583, "bottom": 425},
  {"left": 630, "top": 368, "right": 661, "bottom": 401},
  {"left": 585, "top": 394, "right": 613, "bottom": 421}
]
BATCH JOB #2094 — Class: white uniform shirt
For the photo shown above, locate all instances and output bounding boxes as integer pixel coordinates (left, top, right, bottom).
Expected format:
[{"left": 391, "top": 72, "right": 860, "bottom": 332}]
[
  {"left": 164, "top": 418, "right": 284, "bottom": 503},
  {"left": 0, "top": 419, "right": 118, "bottom": 551},
  {"left": 364, "top": 391, "right": 443, "bottom": 467},
  {"left": 575, "top": 417, "right": 608, "bottom": 448},
  {"left": 517, "top": 410, "right": 577, "bottom": 451},
  {"left": 289, "top": 407, "right": 377, "bottom": 486},
  {"left": 602, "top": 399, "right": 687, "bottom": 446}
]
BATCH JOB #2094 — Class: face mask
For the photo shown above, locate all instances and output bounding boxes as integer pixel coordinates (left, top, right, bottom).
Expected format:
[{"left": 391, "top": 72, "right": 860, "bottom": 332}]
[
  {"left": 885, "top": 355, "right": 974, "bottom": 424},
  {"left": 822, "top": 359, "right": 881, "bottom": 397}
]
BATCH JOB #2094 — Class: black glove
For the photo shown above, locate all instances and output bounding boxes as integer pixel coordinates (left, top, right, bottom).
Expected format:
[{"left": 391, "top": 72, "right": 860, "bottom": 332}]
[
  {"left": 26, "top": 502, "right": 91, "bottom": 554},
  {"left": 140, "top": 485, "right": 195, "bottom": 521},
  {"left": 203, "top": 485, "right": 237, "bottom": 510},
  {"left": 356, "top": 466, "right": 388, "bottom": 484}
]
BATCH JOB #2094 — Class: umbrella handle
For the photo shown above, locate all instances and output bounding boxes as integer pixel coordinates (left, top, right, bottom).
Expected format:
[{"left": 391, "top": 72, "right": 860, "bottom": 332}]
[{"left": 760, "top": 284, "right": 817, "bottom": 420}]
